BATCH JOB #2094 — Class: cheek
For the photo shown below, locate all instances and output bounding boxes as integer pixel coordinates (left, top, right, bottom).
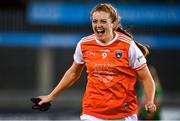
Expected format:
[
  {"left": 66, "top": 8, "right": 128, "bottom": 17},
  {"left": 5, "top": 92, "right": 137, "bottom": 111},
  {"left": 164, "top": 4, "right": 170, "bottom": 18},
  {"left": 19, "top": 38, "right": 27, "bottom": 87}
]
[
  {"left": 92, "top": 23, "right": 96, "bottom": 28},
  {"left": 105, "top": 24, "right": 113, "bottom": 31},
  {"left": 91, "top": 24, "right": 95, "bottom": 29},
  {"left": 105, "top": 22, "right": 113, "bottom": 28}
]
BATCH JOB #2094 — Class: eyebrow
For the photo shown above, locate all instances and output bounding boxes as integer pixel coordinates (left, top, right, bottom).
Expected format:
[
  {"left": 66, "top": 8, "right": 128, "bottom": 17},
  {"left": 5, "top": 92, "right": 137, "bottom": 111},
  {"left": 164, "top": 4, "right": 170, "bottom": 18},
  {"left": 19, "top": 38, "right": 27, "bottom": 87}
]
[{"left": 92, "top": 18, "right": 108, "bottom": 21}]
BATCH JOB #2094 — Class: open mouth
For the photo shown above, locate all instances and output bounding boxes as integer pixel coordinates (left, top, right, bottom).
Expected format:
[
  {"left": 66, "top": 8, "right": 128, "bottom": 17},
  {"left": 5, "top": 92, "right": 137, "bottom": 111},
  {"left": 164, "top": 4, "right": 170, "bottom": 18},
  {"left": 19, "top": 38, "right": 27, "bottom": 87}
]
[{"left": 95, "top": 28, "right": 105, "bottom": 36}]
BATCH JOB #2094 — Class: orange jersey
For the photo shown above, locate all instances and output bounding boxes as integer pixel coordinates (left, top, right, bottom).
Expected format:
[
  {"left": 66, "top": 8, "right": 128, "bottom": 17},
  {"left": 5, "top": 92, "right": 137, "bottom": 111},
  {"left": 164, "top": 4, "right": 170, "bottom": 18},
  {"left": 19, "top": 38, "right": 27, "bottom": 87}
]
[{"left": 74, "top": 32, "right": 146, "bottom": 119}]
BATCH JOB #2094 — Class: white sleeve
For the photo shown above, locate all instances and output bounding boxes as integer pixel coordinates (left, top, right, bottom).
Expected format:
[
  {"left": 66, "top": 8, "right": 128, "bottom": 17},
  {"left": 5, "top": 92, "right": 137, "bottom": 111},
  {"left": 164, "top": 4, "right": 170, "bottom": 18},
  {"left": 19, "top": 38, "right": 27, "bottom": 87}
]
[
  {"left": 128, "top": 41, "right": 146, "bottom": 70},
  {"left": 73, "top": 41, "right": 84, "bottom": 64}
]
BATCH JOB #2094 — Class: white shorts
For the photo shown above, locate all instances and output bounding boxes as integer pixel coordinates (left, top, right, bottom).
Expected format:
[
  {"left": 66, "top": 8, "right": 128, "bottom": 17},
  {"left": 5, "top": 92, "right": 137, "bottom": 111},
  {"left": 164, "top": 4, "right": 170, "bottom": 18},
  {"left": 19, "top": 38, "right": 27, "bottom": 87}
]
[{"left": 80, "top": 114, "right": 137, "bottom": 121}]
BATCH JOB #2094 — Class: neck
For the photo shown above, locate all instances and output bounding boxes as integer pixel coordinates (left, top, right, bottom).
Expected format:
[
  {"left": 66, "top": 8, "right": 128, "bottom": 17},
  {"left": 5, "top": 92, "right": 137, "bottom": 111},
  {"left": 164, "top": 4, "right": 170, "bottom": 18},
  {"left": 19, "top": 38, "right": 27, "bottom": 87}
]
[{"left": 100, "top": 32, "right": 115, "bottom": 44}]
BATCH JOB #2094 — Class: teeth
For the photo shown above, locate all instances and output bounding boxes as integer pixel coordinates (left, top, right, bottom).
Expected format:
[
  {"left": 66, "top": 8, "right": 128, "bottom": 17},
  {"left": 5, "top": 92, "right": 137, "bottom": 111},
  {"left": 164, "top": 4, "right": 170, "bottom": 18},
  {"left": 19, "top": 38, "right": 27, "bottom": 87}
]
[
  {"left": 97, "top": 30, "right": 103, "bottom": 32},
  {"left": 96, "top": 28, "right": 104, "bottom": 34}
]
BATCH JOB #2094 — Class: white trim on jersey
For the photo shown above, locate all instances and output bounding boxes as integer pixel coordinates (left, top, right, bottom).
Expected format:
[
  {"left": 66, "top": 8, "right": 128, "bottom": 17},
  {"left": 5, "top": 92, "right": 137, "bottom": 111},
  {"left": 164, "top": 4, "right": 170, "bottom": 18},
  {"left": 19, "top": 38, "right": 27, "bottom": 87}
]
[
  {"left": 73, "top": 40, "right": 84, "bottom": 64},
  {"left": 80, "top": 114, "right": 138, "bottom": 121},
  {"left": 128, "top": 41, "right": 146, "bottom": 70},
  {"left": 95, "top": 32, "right": 118, "bottom": 46},
  {"left": 117, "top": 36, "right": 131, "bottom": 45},
  {"left": 74, "top": 32, "right": 146, "bottom": 69}
]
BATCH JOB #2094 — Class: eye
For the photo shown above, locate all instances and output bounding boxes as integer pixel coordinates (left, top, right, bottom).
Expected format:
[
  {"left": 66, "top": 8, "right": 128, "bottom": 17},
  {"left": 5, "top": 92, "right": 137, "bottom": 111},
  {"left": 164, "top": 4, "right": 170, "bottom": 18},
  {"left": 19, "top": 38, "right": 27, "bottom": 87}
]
[
  {"left": 92, "top": 19, "right": 97, "bottom": 24},
  {"left": 101, "top": 20, "right": 107, "bottom": 24}
]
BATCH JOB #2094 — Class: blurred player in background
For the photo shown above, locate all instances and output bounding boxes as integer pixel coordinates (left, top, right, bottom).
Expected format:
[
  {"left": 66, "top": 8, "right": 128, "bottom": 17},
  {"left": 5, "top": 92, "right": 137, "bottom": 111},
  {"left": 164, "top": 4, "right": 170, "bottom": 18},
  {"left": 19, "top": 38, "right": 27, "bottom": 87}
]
[
  {"left": 138, "top": 65, "right": 163, "bottom": 120},
  {"left": 35, "top": 3, "right": 156, "bottom": 121}
]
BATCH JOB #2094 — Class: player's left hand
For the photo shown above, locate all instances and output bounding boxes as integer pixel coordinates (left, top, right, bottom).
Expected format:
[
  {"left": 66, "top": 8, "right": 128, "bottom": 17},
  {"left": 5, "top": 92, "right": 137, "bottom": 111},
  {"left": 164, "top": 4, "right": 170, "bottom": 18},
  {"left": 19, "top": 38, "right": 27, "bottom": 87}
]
[{"left": 145, "top": 103, "right": 156, "bottom": 113}]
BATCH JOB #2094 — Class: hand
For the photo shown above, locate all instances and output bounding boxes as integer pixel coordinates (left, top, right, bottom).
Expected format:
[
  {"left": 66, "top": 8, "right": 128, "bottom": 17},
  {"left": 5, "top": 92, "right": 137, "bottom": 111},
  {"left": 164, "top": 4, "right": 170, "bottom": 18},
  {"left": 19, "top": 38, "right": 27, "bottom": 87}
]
[
  {"left": 38, "top": 95, "right": 54, "bottom": 105},
  {"left": 145, "top": 103, "right": 157, "bottom": 113},
  {"left": 30, "top": 95, "right": 53, "bottom": 111}
]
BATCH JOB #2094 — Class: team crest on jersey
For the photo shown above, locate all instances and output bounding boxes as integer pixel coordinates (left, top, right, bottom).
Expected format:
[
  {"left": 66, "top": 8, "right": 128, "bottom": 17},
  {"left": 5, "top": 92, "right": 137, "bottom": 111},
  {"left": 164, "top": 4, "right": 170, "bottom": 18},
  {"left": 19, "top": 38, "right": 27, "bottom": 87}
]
[{"left": 115, "top": 50, "right": 122, "bottom": 59}]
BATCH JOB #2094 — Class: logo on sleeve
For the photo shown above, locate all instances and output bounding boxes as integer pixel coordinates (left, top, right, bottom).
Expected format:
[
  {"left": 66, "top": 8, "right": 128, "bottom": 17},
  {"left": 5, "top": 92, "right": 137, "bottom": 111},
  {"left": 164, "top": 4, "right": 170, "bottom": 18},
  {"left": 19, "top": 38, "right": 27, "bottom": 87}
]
[
  {"left": 115, "top": 50, "right": 122, "bottom": 59},
  {"left": 137, "top": 55, "right": 143, "bottom": 62}
]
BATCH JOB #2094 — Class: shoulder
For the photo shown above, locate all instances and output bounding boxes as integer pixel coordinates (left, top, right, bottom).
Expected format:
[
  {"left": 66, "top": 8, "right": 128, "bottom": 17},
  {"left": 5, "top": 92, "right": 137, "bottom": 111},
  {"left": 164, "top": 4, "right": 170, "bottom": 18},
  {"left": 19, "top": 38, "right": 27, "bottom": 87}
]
[
  {"left": 116, "top": 32, "right": 132, "bottom": 45},
  {"left": 80, "top": 34, "right": 96, "bottom": 43},
  {"left": 76, "top": 34, "right": 96, "bottom": 51}
]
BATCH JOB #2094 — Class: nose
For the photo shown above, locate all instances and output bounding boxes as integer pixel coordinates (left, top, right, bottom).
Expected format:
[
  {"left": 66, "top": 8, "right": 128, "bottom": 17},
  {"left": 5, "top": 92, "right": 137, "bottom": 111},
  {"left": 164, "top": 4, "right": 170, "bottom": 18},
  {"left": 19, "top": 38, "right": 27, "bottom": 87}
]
[{"left": 96, "top": 22, "right": 102, "bottom": 28}]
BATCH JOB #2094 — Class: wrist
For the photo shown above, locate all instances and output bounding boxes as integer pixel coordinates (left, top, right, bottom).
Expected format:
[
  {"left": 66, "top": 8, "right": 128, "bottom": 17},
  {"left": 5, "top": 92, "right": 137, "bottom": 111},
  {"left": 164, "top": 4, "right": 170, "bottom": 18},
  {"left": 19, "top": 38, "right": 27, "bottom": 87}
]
[
  {"left": 48, "top": 93, "right": 56, "bottom": 101},
  {"left": 146, "top": 99, "right": 154, "bottom": 105}
]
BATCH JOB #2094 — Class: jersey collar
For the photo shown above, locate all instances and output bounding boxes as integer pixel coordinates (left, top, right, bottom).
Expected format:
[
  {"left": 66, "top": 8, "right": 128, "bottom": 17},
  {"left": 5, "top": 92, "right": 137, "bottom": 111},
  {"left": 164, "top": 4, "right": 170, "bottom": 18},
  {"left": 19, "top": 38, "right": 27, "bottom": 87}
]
[{"left": 95, "top": 32, "right": 118, "bottom": 46}]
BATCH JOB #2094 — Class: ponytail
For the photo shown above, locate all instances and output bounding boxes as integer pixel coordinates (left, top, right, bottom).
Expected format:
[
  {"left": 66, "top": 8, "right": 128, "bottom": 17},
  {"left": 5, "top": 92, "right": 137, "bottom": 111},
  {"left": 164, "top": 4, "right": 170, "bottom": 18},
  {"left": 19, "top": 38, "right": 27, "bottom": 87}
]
[
  {"left": 134, "top": 41, "right": 149, "bottom": 57},
  {"left": 116, "top": 26, "right": 149, "bottom": 57}
]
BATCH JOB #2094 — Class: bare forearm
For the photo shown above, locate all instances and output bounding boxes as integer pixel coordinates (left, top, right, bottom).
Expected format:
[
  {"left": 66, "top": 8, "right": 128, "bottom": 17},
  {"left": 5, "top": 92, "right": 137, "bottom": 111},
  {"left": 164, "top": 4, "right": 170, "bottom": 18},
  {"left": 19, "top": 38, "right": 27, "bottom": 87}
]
[
  {"left": 37, "top": 62, "right": 84, "bottom": 105},
  {"left": 49, "top": 70, "right": 79, "bottom": 98},
  {"left": 142, "top": 78, "right": 155, "bottom": 104},
  {"left": 48, "top": 62, "right": 84, "bottom": 99},
  {"left": 138, "top": 66, "right": 156, "bottom": 112},
  {"left": 138, "top": 66, "right": 155, "bottom": 104}
]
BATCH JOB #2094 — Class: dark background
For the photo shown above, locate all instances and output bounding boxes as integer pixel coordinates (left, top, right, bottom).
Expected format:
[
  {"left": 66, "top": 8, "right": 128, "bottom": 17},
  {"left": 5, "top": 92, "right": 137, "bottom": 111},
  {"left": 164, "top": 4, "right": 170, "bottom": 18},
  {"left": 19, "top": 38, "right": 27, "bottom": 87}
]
[{"left": 0, "top": 0, "right": 179, "bottom": 120}]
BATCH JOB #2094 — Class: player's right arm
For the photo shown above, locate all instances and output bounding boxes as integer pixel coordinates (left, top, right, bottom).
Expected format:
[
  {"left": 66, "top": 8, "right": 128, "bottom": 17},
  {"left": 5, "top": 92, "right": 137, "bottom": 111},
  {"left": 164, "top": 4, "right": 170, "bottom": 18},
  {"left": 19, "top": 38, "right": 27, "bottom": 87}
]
[
  {"left": 38, "top": 39, "right": 85, "bottom": 105},
  {"left": 38, "top": 62, "right": 84, "bottom": 105}
]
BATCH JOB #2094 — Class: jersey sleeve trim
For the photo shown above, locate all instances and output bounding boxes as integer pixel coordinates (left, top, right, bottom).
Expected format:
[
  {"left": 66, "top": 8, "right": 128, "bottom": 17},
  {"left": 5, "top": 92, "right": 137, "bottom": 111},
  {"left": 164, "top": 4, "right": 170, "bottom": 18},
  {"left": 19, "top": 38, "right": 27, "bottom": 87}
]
[
  {"left": 73, "top": 55, "right": 84, "bottom": 64},
  {"left": 73, "top": 60, "right": 84, "bottom": 65},
  {"left": 73, "top": 39, "right": 85, "bottom": 64},
  {"left": 128, "top": 41, "right": 147, "bottom": 69},
  {"left": 135, "top": 63, "right": 147, "bottom": 71}
]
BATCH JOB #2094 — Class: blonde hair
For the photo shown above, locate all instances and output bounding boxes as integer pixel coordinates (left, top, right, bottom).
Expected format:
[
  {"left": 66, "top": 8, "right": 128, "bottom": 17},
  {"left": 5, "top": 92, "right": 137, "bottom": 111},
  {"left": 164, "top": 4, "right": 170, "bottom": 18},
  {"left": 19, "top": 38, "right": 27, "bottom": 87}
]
[{"left": 91, "top": 3, "right": 149, "bottom": 57}]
